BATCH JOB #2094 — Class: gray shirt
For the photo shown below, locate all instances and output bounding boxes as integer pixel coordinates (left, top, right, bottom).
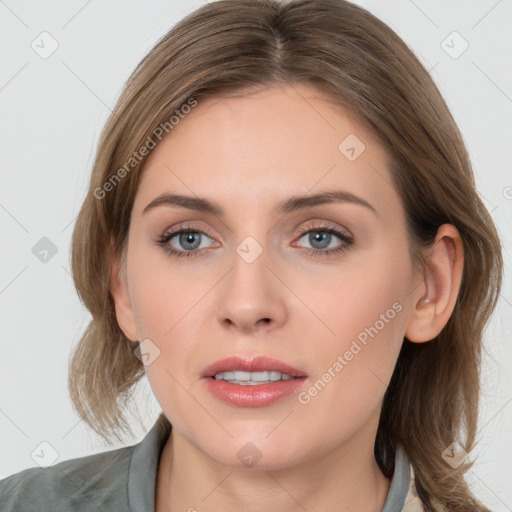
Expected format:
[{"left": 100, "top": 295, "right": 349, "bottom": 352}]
[{"left": 0, "top": 412, "right": 414, "bottom": 511}]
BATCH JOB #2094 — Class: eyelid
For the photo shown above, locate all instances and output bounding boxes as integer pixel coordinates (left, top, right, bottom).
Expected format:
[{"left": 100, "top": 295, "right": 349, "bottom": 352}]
[
  {"left": 160, "top": 220, "right": 352, "bottom": 244},
  {"left": 294, "top": 220, "right": 353, "bottom": 239},
  {"left": 161, "top": 221, "right": 216, "bottom": 240}
]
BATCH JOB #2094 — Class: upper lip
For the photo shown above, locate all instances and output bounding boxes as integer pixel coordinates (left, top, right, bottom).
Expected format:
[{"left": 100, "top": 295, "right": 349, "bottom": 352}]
[{"left": 201, "top": 356, "right": 308, "bottom": 378}]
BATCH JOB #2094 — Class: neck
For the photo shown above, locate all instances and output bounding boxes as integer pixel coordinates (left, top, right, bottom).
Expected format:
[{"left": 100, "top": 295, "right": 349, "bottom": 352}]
[{"left": 155, "top": 412, "right": 391, "bottom": 512}]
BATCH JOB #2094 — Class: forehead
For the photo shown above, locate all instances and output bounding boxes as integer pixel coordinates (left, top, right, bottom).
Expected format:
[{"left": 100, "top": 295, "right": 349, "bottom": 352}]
[{"left": 134, "top": 83, "right": 399, "bottom": 220}]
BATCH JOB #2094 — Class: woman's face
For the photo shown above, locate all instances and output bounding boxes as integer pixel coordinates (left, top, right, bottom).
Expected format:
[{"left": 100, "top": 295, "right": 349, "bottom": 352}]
[{"left": 119, "top": 83, "right": 421, "bottom": 469}]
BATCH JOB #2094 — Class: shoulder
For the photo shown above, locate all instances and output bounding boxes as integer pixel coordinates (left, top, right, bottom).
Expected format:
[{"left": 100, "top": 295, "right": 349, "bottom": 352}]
[{"left": 0, "top": 444, "right": 134, "bottom": 512}]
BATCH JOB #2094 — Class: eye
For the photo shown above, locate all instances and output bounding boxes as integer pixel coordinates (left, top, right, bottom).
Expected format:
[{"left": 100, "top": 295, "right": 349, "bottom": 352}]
[
  {"left": 155, "top": 222, "right": 355, "bottom": 259},
  {"left": 293, "top": 223, "right": 354, "bottom": 258},
  {"left": 155, "top": 223, "right": 216, "bottom": 259}
]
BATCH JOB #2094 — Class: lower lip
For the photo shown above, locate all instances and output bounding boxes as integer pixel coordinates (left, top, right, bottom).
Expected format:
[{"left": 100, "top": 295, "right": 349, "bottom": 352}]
[{"left": 203, "top": 377, "right": 307, "bottom": 407}]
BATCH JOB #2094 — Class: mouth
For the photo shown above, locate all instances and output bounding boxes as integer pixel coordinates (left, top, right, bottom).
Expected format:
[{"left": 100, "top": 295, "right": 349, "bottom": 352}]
[
  {"left": 201, "top": 355, "right": 308, "bottom": 384},
  {"left": 201, "top": 356, "right": 308, "bottom": 407},
  {"left": 209, "top": 370, "right": 307, "bottom": 385}
]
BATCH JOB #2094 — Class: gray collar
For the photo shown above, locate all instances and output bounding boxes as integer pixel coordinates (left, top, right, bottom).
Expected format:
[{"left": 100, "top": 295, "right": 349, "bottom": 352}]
[
  {"left": 128, "top": 412, "right": 171, "bottom": 511},
  {"left": 381, "top": 445, "right": 411, "bottom": 511}
]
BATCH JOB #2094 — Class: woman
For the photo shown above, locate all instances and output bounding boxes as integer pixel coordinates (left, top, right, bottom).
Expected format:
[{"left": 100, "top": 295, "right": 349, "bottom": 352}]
[{"left": 0, "top": 0, "right": 502, "bottom": 510}]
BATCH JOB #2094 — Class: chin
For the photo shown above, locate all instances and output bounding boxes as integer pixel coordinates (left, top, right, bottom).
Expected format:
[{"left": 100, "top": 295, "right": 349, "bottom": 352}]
[{"left": 203, "top": 438, "right": 305, "bottom": 471}]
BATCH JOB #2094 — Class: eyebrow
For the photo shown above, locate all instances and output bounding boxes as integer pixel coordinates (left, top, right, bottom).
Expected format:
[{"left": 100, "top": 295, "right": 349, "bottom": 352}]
[{"left": 142, "top": 189, "right": 378, "bottom": 217}]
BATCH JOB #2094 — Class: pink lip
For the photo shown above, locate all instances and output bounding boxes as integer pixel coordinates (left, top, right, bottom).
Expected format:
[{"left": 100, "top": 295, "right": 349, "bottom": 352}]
[
  {"left": 200, "top": 356, "right": 308, "bottom": 408},
  {"left": 203, "top": 377, "right": 307, "bottom": 407},
  {"left": 200, "top": 356, "right": 308, "bottom": 378}
]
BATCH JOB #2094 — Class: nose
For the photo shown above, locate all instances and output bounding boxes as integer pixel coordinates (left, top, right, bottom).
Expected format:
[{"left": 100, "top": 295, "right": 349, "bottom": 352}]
[{"left": 216, "top": 245, "right": 288, "bottom": 335}]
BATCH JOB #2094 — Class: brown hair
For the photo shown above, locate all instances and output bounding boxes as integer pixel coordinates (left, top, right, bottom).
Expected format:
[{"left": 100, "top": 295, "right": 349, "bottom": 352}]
[{"left": 68, "top": 0, "right": 503, "bottom": 510}]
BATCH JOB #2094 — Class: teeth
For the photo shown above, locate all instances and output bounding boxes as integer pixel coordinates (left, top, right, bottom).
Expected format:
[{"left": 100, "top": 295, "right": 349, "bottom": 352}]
[{"left": 214, "top": 370, "right": 294, "bottom": 382}]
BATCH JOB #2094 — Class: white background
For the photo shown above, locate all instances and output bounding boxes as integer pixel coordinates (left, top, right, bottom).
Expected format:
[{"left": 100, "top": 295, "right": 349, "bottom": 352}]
[{"left": 0, "top": 0, "right": 511, "bottom": 509}]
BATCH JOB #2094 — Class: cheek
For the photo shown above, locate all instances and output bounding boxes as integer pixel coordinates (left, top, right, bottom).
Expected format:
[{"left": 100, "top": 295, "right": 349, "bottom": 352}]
[
  {"left": 128, "top": 243, "right": 209, "bottom": 339},
  {"left": 126, "top": 248, "right": 216, "bottom": 405},
  {"left": 127, "top": 261, "right": 206, "bottom": 428},
  {"left": 298, "top": 247, "right": 409, "bottom": 350},
  {"left": 294, "top": 245, "right": 411, "bottom": 409}
]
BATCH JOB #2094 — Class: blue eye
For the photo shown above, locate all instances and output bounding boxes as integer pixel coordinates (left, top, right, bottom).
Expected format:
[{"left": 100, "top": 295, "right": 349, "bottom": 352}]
[
  {"left": 156, "top": 224, "right": 214, "bottom": 259},
  {"left": 294, "top": 224, "right": 354, "bottom": 258},
  {"left": 155, "top": 223, "right": 354, "bottom": 259}
]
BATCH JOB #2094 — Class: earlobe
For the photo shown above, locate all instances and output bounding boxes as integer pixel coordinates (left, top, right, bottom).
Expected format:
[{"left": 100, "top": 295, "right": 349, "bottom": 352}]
[
  {"left": 405, "top": 224, "right": 464, "bottom": 344},
  {"left": 109, "top": 246, "right": 139, "bottom": 342}
]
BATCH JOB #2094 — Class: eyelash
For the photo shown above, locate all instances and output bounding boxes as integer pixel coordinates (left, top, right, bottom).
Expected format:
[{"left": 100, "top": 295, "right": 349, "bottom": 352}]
[{"left": 155, "top": 222, "right": 355, "bottom": 260}]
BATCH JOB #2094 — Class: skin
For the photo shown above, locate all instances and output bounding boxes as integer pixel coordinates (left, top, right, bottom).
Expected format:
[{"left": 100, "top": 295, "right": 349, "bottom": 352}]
[{"left": 110, "top": 83, "right": 464, "bottom": 511}]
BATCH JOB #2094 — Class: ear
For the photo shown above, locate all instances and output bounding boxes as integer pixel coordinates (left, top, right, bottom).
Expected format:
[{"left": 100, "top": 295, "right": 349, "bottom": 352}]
[
  {"left": 109, "top": 242, "right": 139, "bottom": 342},
  {"left": 405, "top": 224, "right": 464, "bottom": 343}
]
